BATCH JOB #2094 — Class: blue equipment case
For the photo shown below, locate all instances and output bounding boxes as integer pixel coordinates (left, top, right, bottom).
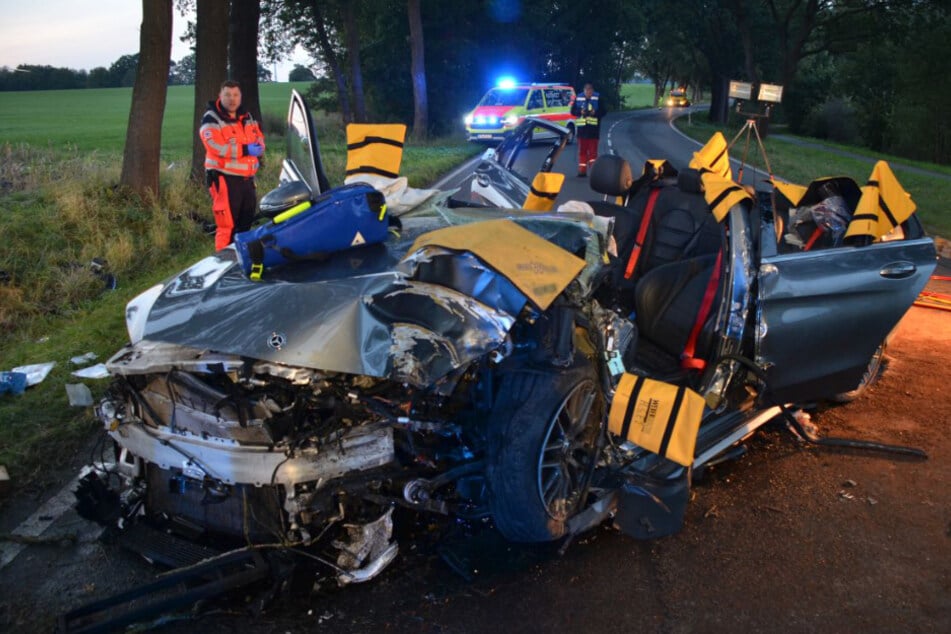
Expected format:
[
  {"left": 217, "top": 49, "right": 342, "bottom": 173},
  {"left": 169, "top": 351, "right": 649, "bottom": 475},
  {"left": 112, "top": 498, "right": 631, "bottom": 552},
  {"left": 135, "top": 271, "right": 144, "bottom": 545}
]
[{"left": 234, "top": 183, "right": 388, "bottom": 280}]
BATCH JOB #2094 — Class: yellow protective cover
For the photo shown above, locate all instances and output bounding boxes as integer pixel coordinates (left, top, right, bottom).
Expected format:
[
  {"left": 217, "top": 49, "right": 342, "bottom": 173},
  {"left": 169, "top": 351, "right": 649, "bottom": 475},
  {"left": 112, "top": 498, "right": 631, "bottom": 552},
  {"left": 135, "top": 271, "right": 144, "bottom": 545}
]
[
  {"left": 698, "top": 172, "right": 751, "bottom": 222},
  {"left": 608, "top": 373, "right": 705, "bottom": 467},
  {"left": 345, "top": 123, "right": 407, "bottom": 179},
  {"left": 689, "top": 131, "right": 732, "bottom": 180},
  {"left": 407, "top": 219, "right": 585, "bottom": 310},
  {"left": 523, "top": 172, "right": 565, "bottom": 211},
  {"left": 845, "top": 161, "right": 917, "bottom": 242}
]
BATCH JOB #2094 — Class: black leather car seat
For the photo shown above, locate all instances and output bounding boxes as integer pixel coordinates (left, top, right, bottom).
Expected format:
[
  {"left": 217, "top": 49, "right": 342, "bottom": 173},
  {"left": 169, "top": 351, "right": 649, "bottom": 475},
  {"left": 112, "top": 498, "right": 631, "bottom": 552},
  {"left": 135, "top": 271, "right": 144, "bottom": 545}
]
[{"left": 634, "top": 253, "right": 722, "bottom": 374}]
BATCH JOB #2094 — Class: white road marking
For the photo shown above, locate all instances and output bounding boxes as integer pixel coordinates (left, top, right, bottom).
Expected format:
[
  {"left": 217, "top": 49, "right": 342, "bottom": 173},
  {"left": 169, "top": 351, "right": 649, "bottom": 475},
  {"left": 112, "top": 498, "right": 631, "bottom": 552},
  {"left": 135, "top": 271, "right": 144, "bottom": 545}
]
[{"left": 0, "top": 475, "right": 84, "bottom": 569}]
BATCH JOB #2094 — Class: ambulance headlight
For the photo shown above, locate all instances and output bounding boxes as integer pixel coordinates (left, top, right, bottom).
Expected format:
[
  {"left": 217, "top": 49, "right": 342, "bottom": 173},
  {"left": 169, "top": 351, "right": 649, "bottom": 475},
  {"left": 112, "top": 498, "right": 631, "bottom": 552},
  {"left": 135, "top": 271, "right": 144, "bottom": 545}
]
[{"left": 464, "top": 114, "right": 473, "bottom": 125}]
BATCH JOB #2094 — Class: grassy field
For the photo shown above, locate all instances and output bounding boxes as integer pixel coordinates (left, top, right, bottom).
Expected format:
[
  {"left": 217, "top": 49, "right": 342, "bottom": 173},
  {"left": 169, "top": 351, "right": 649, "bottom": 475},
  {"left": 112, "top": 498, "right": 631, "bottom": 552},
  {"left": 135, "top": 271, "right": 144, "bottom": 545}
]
[
  {"left": 620, "top": 83, "right": 657, "bottom": 109},
  {"left": 0, "top": 82, "right": 314, "bottom": 155}
]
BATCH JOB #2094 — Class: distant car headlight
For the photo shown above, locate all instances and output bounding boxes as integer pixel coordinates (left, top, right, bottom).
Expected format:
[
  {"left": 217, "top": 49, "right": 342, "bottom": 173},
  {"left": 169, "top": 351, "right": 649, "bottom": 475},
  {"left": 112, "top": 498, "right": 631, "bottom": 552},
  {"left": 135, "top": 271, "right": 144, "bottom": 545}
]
[
  {"left": 502, "top": 115, "right": 519, "bottom": 126},
  {"left": 667, "top": 99, "right": 673, "bottom": 106}
]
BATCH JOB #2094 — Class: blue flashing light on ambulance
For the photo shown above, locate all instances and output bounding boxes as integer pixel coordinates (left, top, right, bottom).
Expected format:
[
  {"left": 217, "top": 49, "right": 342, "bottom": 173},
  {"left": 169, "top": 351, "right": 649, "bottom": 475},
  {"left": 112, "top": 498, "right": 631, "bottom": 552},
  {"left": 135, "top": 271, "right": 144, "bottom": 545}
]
[{"left": 464, "top": 79, "right": 577, "bottom": 143}]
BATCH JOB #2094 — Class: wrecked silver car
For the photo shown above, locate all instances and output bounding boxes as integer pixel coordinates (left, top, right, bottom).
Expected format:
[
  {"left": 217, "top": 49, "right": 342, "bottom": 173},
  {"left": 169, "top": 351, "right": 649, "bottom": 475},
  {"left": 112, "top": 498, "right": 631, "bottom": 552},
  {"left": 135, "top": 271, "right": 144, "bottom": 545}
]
[{"left": 73, "top": 91, "right": 936, "bottom": 606}]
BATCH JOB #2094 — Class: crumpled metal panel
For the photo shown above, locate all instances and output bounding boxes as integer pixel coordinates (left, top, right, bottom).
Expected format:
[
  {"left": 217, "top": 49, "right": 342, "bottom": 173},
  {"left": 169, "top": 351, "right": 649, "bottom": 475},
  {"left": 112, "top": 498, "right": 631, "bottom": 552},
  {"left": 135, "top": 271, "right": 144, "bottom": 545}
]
[{"left": 134, "top": 217, "right": 529, "bottom": 388}]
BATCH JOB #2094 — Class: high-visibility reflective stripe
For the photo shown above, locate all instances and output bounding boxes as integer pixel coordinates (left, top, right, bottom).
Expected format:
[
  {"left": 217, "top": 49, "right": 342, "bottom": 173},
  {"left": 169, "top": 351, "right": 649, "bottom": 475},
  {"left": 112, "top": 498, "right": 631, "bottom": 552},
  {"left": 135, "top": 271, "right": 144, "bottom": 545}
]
[
  {"left": 273, "top": 201, "right": 312, "bottom": 224},
  {"left": 523, "top": 172, "right": 565, "bottom": 211},
  {"left": 345, "top": 124, "right": 407, "bottom": 181}
]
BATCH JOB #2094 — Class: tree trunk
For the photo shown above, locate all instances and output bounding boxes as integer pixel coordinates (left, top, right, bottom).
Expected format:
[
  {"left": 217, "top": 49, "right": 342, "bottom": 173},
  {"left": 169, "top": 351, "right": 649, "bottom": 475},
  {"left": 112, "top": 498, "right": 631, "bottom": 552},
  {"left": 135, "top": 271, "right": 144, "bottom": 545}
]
[
  {"left": 191, "top": 0, "right": 229, "bottom": 182},
  {"left": 407, "top": 0, "right": 428, "bottom": 139},
  {"left": 309, "top": 1, "right": 352, "bottom": 123},
  {"left": 230, "top": 0, "right": 262, "bottom": 123},
  {"left": 120, "top": 0, "right": 172, "bottom": 199},
  {"left": 343, "top": 4, "right": 367, "bottom": 122}
]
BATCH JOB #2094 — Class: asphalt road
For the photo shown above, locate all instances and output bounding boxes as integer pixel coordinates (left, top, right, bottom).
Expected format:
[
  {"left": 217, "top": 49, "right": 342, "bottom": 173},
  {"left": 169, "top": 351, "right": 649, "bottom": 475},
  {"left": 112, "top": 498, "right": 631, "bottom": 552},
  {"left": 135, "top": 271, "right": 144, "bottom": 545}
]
[{"left": 439, "top": 105, "right": 770, "bottom": 209}]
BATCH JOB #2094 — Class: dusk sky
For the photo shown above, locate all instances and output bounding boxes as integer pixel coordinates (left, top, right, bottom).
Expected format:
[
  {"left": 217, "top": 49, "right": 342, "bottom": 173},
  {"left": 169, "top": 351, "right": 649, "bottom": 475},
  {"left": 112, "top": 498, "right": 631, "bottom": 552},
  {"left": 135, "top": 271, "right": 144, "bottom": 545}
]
[{"left": 0, "top": 0, "right": 308, "bottom": 81}]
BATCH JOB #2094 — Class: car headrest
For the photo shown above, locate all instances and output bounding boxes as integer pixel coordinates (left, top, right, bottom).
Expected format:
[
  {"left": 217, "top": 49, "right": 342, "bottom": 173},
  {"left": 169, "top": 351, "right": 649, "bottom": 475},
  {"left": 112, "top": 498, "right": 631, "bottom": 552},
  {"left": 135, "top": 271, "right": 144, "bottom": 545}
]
[
  {"left": 677, "top": 168, "right": 704, "bottom": 194},
  {"left": 590, "top": 155, "right": 634, "bottom": 197}
]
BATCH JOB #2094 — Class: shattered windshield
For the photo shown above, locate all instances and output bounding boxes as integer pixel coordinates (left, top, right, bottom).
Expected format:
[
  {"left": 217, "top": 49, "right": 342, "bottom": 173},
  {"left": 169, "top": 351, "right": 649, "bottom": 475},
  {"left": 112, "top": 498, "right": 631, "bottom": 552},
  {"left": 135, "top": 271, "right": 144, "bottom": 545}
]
[{"left": 479, "top": 88, "right": 529, "bottom": 107}]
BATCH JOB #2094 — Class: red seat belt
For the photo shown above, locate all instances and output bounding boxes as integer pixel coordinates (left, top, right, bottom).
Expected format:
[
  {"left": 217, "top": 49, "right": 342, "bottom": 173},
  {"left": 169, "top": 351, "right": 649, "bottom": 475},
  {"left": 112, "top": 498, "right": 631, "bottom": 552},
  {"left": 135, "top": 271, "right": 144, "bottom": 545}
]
[
  {"left": 803, "top": 226, "right": 824, "bottom": 250},
  {"left": 623, "top": 188, "right": 661, "bottom": 280},
  {"left": 681, "top": 249, "right": 723, "bottom": 371}
]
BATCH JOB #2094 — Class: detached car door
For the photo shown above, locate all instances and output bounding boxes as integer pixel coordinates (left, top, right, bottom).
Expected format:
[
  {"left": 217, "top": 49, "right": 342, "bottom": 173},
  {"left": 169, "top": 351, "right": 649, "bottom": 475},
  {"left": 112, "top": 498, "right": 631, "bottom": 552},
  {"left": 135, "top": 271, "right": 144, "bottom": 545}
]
[{"left": 756, "top": 220, "right": 936, "bottom": 403}]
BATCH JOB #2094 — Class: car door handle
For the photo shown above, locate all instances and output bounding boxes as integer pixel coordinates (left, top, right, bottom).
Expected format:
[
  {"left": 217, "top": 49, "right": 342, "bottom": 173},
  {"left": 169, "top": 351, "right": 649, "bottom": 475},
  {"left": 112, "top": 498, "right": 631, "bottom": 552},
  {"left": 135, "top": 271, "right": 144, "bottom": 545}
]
[{"left": 879, "top": 261, "right": 917, "bottom": 279}]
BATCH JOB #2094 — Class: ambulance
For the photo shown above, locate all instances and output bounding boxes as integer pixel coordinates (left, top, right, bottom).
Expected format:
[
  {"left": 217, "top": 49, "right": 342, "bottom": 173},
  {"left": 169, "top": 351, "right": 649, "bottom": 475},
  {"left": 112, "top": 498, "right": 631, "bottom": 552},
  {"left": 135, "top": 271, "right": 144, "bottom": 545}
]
[{"left": 464, "top": 80, "right": 576, "bottom": 143}]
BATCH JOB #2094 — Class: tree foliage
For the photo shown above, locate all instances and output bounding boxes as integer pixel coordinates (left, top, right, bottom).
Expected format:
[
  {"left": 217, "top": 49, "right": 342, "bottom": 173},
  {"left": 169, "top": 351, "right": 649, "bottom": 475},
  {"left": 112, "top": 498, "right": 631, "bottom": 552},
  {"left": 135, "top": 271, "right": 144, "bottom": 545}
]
[{"left": 2, "top": 0, "right": 948, "bottom": 163}]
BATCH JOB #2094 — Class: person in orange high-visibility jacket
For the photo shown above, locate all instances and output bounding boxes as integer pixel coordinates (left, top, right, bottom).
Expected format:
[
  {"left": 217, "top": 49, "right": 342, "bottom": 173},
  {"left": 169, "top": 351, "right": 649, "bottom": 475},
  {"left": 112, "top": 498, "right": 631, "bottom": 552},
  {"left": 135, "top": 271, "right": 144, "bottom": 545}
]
[
  {"left": 570, "top": 83, "right": 606, "bottom": 177},
  {"left": 200, "top": 80, "right": 266, "bottom": 250}
]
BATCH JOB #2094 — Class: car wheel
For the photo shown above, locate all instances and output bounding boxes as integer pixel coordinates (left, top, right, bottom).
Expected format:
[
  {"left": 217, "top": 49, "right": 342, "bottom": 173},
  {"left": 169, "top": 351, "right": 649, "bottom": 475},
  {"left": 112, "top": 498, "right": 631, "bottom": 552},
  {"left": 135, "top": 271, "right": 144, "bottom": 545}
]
[
  {"left": 566, "top": 123, "right": 576, "bottom": 145},
  {"left": 486, "top": 354, "right": 604, "bottom": 542},
  {"left": 830, "top": 341, "right": 887, "bottom": 403}
]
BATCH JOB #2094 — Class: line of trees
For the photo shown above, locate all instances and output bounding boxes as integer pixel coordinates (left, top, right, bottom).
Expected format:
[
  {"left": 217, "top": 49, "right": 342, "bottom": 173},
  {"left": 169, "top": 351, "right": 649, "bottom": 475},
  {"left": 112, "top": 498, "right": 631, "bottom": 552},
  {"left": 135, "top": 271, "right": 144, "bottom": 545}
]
[{"left": 34, "top": 0, "right": 947, "bottom": 198}]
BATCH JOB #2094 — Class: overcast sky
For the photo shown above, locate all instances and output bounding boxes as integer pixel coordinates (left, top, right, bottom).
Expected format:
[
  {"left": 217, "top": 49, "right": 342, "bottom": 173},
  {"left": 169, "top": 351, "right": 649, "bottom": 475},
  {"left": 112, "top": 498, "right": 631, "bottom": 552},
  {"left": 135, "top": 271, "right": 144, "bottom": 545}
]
[{"left": 0, "top": 0, "right": 309, "bottom": 81}]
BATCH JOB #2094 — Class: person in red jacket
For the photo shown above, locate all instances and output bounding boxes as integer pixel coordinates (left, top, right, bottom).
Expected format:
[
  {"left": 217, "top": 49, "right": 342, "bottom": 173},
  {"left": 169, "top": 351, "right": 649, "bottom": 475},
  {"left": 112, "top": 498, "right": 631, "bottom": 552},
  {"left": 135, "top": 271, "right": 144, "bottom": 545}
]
[{"left": 200, "top": 80, "right": 266, "bottom": 251}]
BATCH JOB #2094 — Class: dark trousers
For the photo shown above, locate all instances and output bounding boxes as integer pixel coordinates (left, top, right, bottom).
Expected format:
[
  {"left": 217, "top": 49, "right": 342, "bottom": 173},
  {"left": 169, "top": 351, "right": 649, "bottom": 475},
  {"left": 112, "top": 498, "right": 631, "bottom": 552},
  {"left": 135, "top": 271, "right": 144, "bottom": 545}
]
[{"left": 207, "top": 172, "right": 256, "bottom": 251}]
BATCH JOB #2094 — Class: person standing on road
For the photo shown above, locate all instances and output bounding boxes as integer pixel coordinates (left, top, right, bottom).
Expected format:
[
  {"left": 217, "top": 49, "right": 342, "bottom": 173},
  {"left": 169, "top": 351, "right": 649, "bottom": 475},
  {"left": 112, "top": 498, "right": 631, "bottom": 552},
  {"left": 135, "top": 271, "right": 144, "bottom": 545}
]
[
  {"left": 200, "top": 80, "right": 266, "bottom": 251},
  {"left": 571, "top": 82, "right": 606, "bottom": 177}
]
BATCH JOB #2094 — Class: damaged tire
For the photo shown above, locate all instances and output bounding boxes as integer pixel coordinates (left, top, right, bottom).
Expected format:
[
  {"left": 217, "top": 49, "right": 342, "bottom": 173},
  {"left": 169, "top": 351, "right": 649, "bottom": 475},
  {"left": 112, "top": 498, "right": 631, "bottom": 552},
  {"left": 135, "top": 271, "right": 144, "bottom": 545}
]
[
  {"left": 830, "top": 341, "right": 887, "bottom": 403},
  {"left": 486, "top": 354, "right": 604, "bottom": 542}
]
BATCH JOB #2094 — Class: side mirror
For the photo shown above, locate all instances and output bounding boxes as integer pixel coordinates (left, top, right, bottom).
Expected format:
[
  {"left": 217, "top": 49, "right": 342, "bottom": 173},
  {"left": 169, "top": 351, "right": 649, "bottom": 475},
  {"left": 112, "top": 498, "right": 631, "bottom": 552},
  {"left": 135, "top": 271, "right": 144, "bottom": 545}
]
[{"left": 259, "top": 180, "right": 313, "bottom": 219}]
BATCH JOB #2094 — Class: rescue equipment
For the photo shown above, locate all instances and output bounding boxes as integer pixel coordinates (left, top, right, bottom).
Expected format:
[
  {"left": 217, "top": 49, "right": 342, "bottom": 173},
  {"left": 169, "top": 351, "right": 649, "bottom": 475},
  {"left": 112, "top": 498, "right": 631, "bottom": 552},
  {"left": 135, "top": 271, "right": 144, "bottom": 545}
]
[
  {"left": 608, "top": 373, "right": 705, "bottom": 467},
  {"left": 689, "top": 131, "right": 732, "bottom": 180},
  {"left": 523, "top": 172, "right": 565, "bottom": 211},
  {"left": 345, "top": 124, "right": 407, "bottom": 180},
  {"left": 233, "top": 183, "right": 388, "bottom": 280},
  {"left": 846, "top": 161, "right": 917, "bottom": 242}
]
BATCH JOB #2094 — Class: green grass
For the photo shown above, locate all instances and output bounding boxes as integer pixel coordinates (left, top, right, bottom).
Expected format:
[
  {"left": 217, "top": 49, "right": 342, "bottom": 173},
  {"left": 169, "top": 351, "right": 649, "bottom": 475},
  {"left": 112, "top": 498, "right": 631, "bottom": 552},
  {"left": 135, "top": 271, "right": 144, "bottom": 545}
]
[
  {"left": 0, "top": 82, "right": 314, "bottom": 156},
  {"left": 675, "top": 117, "right": 951, "bottom": 238},
  {"left": 620, "top": 83, "right": 657, "bottom": 109}
]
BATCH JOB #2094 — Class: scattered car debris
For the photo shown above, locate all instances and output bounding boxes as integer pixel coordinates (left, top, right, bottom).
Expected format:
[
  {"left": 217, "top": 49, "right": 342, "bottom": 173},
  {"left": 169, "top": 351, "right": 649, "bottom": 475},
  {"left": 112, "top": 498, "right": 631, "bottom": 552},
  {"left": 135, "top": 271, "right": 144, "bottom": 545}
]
[
  {"left": 0, "top": 371, "right": 28, "bottom": 395},
  {"left": 0, "top": 465, "right": 9, "bottom": 498},
  {"left": 11, "top": 361, "right": 56, "bottom": 387},
  {"left": 65, "top": 383, "right": 93, "bottom": 407},
  {"left": 842, "top": 479, "right": 858, "bottom": 488},
  {"left": 69, "top": 352, "right": 98, "bottom": 366},
  {"left": 70, "top": 364, "right": 110, "bottom": 380}
]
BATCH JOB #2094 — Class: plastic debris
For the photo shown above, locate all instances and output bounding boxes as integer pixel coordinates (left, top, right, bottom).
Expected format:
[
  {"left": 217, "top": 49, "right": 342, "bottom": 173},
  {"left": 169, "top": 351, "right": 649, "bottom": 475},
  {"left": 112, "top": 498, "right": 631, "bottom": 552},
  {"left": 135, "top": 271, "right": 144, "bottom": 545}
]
[
  {"left": 0, "top": 465, "right": 10, "bottom": 498},
  {"left": 70, "top": 352, "right": 98, "bottom": 365},
  {"left": 65, "top": 383, "right": 94, "bottom": 407},
  {"left": 867, "top": 496, "right": 878, "bottom": 505},
  {"left": 11, "top": 362, "right": 55, "bottom": 387},
  {"left": 0, "top": 371, "right": 28, "bottom": 395},
  {"left": 842, "top": 479, "right": 858, "bottom": 488},
  {"left": 71, "top": 364, "right": 110, "bottom": 380},
  {"left": 838, "top": 490, "right": 855, "bottom": 500}
]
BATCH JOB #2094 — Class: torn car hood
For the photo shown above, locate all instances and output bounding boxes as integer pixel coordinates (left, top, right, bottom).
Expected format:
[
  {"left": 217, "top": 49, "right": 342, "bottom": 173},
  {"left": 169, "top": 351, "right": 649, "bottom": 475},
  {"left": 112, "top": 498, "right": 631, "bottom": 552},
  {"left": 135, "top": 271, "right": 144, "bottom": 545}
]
[{"left": 125, "top": 216, "right": 589, "bottom": 388}]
